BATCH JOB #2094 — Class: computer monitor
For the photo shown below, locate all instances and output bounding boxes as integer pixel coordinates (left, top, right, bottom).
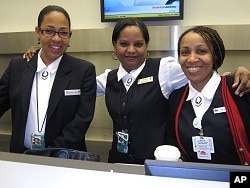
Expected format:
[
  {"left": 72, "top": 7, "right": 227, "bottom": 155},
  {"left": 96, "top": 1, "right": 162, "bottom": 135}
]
[
  {"left": 144, "top": 159, "right": 250, "bottom": 182},
  {"left": 100, "top": 0, "right": 184, "bottom": 22}
]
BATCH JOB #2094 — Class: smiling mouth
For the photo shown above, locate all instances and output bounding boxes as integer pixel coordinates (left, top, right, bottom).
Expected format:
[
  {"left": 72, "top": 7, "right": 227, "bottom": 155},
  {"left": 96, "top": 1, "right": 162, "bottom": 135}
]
[
  {"left": 126, "top": 56, "right": 137, "bottom": 59},
  {"left": 187, "top": 66, "right": 201, "bottom": 73},
  {"left": 50, "top": 45, "right": 60, "bottom": 50}
]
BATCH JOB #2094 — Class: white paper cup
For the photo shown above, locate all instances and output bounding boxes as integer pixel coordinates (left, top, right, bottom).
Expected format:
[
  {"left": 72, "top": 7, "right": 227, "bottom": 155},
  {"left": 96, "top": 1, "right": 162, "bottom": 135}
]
[{"left": 154, "top": 145, "right": 180, "bottom": 161}]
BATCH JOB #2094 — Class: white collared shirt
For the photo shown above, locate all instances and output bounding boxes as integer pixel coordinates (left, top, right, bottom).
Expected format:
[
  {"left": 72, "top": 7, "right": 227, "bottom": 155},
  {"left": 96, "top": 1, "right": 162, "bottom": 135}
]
[
  {"left": 24, "top": 50, "right": 62, "bottom": 148},
  {"left": 118, "top": 63, "right": 145, "bottom": 91},
  {"left": 186, "top": 71, "right": 221, "bottom": 120},
  {"left": 96, "top": 56, "right": 187, "bottom": 98}
]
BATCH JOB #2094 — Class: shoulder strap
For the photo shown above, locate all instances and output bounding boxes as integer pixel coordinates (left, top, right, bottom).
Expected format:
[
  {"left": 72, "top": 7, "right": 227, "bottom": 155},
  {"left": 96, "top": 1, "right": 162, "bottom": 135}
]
[
  {"left": 221, "top": 76, "right": 250, "bottom": 165},
  {"left": 175, "top": 85, "right": 189, "bottom": 158}
]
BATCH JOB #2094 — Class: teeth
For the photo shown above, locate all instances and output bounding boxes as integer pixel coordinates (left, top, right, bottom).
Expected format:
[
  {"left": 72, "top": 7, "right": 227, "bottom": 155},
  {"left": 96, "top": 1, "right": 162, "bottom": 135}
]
[
  {"left": 189, "top": 67, "right": 197, "bottom": 70},
  {"left": 51, "top": 46, "right": 60, "bottom": 49},
  {"left": 188, "top": 67, "right": 199, "bottom": 71}
]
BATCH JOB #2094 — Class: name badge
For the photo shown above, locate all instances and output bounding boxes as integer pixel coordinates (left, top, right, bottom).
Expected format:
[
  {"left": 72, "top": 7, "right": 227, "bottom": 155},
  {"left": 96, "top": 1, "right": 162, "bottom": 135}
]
[
  {"left": 117, "top": 131, "right": 129, "bottom": 154},
  {"left": 137, "top": 76, "right": 153, "bottom": 85},
  {"left": 64, "top": 89, "right": 81, "bottom": 96},
  {"left": 213, "top": 107, "right": 226, "bottom": 114},
  {"left": 192, "top": 136, "right": 214, "bottom": 160},
  {"left": 31, "top": 133, "right": 45, "bottom": 150}
]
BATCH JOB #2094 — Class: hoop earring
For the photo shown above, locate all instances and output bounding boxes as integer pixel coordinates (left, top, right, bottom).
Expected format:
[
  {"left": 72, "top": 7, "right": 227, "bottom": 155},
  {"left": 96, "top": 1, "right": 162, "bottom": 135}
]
[
  {"left": 112, "top": 52, "right": 118, "bottom": 60},
  {"left": 37, "top": 39, "right": 40, "bottom": 45}
]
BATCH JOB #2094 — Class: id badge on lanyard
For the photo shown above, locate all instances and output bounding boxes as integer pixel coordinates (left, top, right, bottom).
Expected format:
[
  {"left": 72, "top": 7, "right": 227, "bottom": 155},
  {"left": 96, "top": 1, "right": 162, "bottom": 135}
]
[
  {"left": 31, "top": 133, "right": 45, "bottom": 150},
  {"left": 117, "top": 130, "right": 129, "bottom": 153},
  {"left": 192, "top": 118, "right": 214, "bottom": 160},
  {"left": 31, "top": 73, "right": 46, "bottom": 150},
  {"left": 192, "top": 136, "right": 214, "bottom": 160}
]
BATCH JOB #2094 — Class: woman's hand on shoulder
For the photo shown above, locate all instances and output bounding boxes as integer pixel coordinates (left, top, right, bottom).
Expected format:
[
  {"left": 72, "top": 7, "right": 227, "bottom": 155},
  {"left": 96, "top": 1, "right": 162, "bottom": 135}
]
[
  {"left": 231, "top": 66, "right": 250, "bottom": 97},
  {"left": 22, "top": 46, "right": 41, "bottom": 62}
]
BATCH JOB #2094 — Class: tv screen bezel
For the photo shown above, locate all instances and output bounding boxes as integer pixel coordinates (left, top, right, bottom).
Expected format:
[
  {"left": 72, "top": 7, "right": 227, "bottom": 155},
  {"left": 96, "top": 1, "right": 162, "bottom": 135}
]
[
  {"left": 100, "top": 0, "right": 184, "bottom": 22},
  {"left": 144, "top": 159, "right": 250, "bottom": 182}
]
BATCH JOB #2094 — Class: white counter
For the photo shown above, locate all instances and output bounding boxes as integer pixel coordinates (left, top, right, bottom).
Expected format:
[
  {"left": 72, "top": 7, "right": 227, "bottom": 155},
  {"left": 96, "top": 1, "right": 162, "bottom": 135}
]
[{"left": 0, "top": 151, "right": 229, "bottom": 188}]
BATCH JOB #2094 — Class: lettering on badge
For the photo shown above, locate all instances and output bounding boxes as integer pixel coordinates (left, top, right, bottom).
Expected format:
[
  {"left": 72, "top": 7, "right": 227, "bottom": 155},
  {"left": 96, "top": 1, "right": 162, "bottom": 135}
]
[
  {"left": 137, "top": 76, "right": 153, "bottom": 85},
  {"left": 64, "top": 89, "right": 81, "bottom": 96}
]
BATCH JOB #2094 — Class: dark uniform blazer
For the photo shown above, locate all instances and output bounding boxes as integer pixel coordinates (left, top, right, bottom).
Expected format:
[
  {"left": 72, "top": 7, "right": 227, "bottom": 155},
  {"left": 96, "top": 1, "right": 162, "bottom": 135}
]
[{"left": 0, "top": 53, "right": 96, "bottom": 153}]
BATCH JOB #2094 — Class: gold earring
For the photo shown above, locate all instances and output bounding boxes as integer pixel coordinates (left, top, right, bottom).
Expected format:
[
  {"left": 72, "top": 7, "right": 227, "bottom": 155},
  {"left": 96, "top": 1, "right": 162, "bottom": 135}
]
[
  {"left": 112, "top": 52, "right": 118, "bottom": 60},
  {"left": 146, "top": 52, "right": 150, "bottom": 59}
]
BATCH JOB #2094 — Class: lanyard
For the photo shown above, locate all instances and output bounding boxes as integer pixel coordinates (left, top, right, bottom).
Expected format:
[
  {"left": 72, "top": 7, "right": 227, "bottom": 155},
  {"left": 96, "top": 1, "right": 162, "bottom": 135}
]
[{"left": 36, "top": 72, "right": 48, "bottom": 133}]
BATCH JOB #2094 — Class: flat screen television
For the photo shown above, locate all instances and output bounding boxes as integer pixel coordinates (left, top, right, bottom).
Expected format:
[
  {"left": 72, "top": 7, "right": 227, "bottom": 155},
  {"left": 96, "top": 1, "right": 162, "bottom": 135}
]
[
  {"left": 144, "top": 159, "right": 250, "bottom": 182},
  {"left": 100, "top": 0, "right": 184, "bottom": 22}
]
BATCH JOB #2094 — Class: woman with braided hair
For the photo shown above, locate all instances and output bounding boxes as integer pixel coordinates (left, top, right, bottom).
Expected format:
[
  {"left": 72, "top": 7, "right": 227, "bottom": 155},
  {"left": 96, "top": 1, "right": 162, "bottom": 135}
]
[{"left": 167, "top": 26, "right": 250, "bottom": 165}]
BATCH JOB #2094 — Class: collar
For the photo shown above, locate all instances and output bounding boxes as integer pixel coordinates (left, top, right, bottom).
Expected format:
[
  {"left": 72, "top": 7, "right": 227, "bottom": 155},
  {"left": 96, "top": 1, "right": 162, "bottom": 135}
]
[
  {"left": 117, "top": 60, "right": 146, "bottom": 82},
  {"left": 186, "top": 71, "right": 221, "bottom": 101},
  {"left": 36, "top": 49, "right": 62, "bottom": 74}
]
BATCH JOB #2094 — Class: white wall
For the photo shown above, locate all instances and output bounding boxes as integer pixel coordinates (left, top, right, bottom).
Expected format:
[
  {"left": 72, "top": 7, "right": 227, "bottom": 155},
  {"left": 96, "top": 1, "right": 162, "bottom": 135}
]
[{"left": 1, "top": 0, "right": 250, "bottom": 33}]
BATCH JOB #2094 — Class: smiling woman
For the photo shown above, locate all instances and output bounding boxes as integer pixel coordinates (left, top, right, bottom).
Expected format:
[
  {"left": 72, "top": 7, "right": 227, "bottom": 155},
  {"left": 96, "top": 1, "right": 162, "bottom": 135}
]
[
  {"left": 0, "top": 5, "right": 96, "bottom": 154},
  {"left": 96, "top": 18, "right": 188, "bottom": 164},
  {"left": 35, "top": 6, "right": 72, "bottom": 66},
  {"left": 178, "top": 26, "right": 225, "bottom": 91},
  {"left": 167, "top": 26, "right": 250, "bottom": 166}
]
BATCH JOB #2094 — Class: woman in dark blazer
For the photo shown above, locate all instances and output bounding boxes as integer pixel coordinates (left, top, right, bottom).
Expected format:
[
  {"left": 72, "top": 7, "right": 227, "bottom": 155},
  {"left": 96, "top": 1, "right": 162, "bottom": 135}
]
[{"left": 0, "top": 5, "right": 96, "bottom": 153}]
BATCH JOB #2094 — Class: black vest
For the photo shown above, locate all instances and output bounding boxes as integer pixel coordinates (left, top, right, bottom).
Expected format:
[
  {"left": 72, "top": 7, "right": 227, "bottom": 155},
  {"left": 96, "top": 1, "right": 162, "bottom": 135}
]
[
  {"left": 167, "top": 76, "right": 250, "bottom": 165},
  {"left": 105, "top": 58, "right": 169, "bottom": 160}
]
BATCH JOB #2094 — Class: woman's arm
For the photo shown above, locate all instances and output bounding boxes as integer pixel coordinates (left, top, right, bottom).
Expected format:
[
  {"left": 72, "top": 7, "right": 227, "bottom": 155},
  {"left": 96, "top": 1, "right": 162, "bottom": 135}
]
[{"left": 228, "top": 66, "right": 250, "bottom": 96}]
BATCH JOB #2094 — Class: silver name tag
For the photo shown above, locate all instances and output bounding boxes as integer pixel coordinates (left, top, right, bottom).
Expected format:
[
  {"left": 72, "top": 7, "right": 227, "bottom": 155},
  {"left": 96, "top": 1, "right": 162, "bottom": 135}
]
[
  {"left": 64, "top": 89, "right": 81, "bottom": 96},
  {"left": 137, "top": 76, "right": 153, "bottom": 85},
  {"left": 213, "top": 107, "right": 226, "bottom": 114}
]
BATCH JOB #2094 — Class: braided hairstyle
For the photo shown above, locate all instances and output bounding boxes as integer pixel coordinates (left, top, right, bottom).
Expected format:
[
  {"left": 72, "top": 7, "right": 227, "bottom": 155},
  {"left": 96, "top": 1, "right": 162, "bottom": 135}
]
[{"left": 177, "top": 26, "right": 225, "bottom": 71}]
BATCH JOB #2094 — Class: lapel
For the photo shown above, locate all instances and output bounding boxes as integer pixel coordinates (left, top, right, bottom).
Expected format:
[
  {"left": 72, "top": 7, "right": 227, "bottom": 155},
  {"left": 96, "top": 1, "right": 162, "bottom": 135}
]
[
  {"left": 46, "top": 54, "right": 71, "bottom": 121},
  {"left": 21, "top": 56, "right": 37, "bottom": 118}
]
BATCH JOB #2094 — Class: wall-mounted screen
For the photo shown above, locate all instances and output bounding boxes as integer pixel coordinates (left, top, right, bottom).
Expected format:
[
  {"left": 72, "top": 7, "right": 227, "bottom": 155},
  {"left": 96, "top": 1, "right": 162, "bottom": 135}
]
[{"left": 100, "top": 0, "right": 184, "bottom": 22}]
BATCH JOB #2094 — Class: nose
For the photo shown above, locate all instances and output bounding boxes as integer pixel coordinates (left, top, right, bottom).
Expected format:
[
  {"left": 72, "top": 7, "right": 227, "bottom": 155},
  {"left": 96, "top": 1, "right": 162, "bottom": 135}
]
[
  {"left": 127, "top": 45, "right": 136, "bottom": 52},
  {"left": 187, "top": 53, "right": 199, "bottom": 63},
  {"left": 52, "top": 32, "right": 62, "bottom": 41}
]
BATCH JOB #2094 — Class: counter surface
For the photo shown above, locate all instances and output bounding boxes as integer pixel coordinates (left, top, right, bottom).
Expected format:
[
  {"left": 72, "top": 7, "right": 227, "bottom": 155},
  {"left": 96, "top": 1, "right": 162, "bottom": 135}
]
[{"left": 0, "top": 151, "right": 229, "bottom": 188}]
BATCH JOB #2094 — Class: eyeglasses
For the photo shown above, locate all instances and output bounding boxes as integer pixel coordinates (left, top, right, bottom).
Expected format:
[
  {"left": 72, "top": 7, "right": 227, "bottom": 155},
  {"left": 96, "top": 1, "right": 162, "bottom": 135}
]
[{"left": 40, "top": 28, "right": 72, "bottom": 39}]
